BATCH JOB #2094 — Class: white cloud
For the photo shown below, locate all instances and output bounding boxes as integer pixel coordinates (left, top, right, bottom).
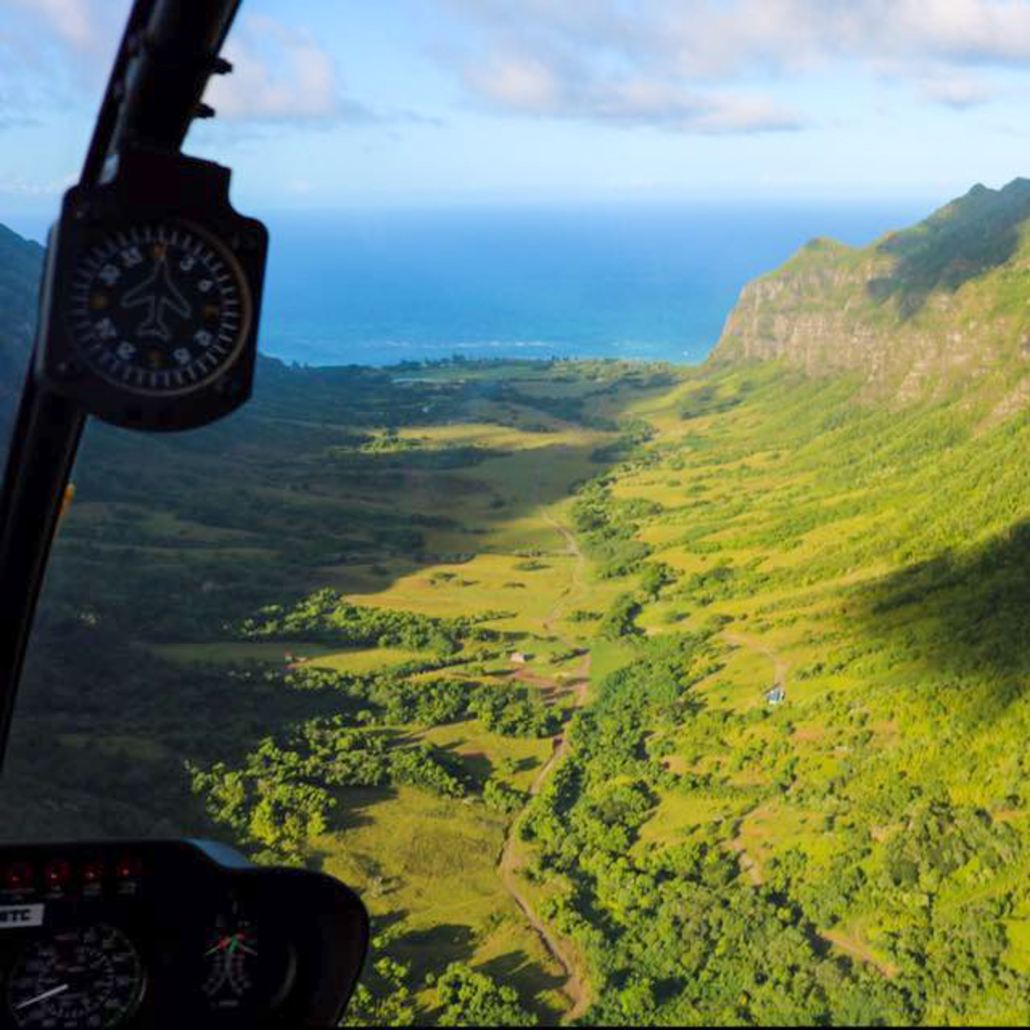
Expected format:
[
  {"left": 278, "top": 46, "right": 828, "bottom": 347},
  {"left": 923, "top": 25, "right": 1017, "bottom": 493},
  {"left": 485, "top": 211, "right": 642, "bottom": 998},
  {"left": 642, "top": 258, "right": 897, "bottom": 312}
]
[
  {"left": 919, "top": 73, "right": 998, "bottom": 108},
  {"left": 889, "top": 0, "right": 1030, "bottom": 63},
  {"left": 0, "top": 4, "right": 373, "bottom": 125},
  {"left": 457, "top": 47, "right": 802, "bottom": 132},
  {"left": 0, "top": 0, "right": 126, "bottom": 116},
  {"left": 466, "top": 54, "right": 562, "bottom": 113},
  {"left": 7, "top": 0, "right": 101, "bottom": 51},
  {"left": 439, "top": 0, "right": 1030, "bottom": 129},
  {"left": 465, "top": 52, "right": 800, "bottom": 132},
  {"left": 204, "top": 14, "right": 356, "bottom": 123},
  {"left": 0, "top": 171, "right": 75, "bottom": 195},
  {"left": 693, "top": 95, "right": 802, "bottom": 134}
]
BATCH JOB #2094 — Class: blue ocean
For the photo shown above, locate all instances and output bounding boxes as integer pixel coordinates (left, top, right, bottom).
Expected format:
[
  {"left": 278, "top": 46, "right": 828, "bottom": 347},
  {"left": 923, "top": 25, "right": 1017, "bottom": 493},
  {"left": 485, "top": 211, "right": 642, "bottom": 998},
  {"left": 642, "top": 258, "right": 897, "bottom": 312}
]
[{"left": 257, "top": 202, "right": 929, "bottom": 367}]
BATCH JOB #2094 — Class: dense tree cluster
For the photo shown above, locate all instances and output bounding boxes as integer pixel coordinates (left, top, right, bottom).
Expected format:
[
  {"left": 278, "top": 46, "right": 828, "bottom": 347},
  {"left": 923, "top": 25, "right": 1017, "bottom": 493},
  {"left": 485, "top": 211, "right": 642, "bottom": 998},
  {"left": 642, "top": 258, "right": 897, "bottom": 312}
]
[
  {"left": 469, "top": 685, "right": 562, "bottom": 738},
  {"left": 189, "top": 716, "right": 467, "bottom": 862},
  {"left": 432, "top": 963, "right": 538, "bottom": 1027},
  {"left": 240, "top": 587, "right": 509, "bottom": 653},
  {"left": 482, "top": 776, "right": 527, "bottom": 814},
  {"left": 571, "top": 483, "right": 655, "bottom": 579},
  {"left": 598, "top": 592, "right": 643, "bottom": 640},
  {"left": 286, "top": 665, "right": 474, "bottom": 727},
  {"left": 518, "top": 633, "right": 921, "bottom": 1025}
]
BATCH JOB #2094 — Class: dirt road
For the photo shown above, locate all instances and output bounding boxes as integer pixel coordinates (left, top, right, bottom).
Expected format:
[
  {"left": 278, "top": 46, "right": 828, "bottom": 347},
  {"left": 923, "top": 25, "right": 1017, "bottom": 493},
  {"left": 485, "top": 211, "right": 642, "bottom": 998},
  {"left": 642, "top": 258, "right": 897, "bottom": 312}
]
[
  {"left": 540, "top": 506, "right": 588, "bottom": 634},
  {"left": 497, "top": 507, "right": 592, "bottom": 1022},
  {"left": 821, "top": 929, "right": 899, "bottom": 979}
]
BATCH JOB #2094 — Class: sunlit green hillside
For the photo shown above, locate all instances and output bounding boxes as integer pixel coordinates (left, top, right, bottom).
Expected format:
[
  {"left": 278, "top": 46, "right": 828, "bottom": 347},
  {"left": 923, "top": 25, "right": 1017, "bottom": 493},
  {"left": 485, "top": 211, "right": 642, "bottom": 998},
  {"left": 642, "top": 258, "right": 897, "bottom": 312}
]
[
  {"left": 0, "top": 183, "right": 1025, "bottom": 1025},
  {"left": 518, "top": 361, "right": 1028, "bottom": 1025}
]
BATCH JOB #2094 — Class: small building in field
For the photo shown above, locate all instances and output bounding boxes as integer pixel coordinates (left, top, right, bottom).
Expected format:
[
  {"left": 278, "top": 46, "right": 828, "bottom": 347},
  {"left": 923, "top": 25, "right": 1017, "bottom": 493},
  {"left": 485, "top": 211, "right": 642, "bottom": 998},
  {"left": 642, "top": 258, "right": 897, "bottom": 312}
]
[
  {"left": 510, "top": 651, "right": 530, "bottom": 665},
  {"left": 766, "top": 686, "right": 786, "bottom": 705}
]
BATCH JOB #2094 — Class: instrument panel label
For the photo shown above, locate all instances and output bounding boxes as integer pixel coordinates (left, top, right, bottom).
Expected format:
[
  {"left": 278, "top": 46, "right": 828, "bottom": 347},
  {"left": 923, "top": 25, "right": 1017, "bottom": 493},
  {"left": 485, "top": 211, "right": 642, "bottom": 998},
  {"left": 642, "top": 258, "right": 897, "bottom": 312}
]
[{"left": 0, "top": 904, "right": 43, "bottom": 928}]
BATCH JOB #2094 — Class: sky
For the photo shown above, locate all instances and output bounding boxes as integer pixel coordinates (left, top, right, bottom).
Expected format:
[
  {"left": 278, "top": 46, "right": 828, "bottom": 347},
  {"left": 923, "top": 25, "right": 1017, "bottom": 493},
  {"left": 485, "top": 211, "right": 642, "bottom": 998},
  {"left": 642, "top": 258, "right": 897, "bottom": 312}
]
[{"left": 3, "top": 0, "right": 1030, "bottom": 237}]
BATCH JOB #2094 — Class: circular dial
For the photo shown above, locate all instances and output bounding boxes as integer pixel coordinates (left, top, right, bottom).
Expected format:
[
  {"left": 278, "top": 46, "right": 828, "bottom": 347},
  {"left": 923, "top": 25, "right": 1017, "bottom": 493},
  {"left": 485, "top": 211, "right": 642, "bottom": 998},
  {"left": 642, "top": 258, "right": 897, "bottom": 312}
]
[
  {"left": 201, "top": 912, "right": 294, "bottom": 1012},
  {"left": 203, "top": 918, "right": 259, "bottom": 1004},
  {"left": 7, "top": 923, "right": 144, "bottom": 1028},
  {"left": 67, "top": 221, "right": 250, "bottom": 395}
]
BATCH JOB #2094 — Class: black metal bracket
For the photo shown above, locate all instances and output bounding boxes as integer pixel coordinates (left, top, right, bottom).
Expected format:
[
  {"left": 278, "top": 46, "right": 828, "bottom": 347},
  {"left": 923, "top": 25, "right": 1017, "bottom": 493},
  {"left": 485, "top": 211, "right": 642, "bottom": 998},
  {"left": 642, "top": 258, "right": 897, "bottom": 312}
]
[
  {"left": 0, "top": 0, "right": 250, "bottom": 768},
  {"left": 83, "top": 0, "right": 243, "bottom": 187}
]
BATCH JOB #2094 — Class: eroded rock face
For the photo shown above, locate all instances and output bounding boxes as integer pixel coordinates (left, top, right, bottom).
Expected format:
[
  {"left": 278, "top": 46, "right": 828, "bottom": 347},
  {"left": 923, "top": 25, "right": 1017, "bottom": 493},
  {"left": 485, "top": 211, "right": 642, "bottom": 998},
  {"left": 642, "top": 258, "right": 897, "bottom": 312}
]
[
  {"left": 712, "top": 184, "right": 1030, "bottom": 414},
  {"left": 720, "top": 257, "right": 887, "bottom": 375}
]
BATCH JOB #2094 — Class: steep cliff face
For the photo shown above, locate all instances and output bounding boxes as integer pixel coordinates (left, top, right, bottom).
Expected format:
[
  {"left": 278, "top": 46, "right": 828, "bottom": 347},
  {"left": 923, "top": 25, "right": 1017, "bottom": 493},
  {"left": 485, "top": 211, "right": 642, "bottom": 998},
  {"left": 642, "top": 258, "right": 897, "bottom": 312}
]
[{"left": 713, "top": 180, "right": 1030, "bottom": 412}]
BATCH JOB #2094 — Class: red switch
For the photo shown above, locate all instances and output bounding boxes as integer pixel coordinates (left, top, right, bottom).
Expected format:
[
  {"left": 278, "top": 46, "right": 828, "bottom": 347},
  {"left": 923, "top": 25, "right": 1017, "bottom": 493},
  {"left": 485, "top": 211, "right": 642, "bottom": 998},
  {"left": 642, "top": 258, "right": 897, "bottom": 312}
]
[
  {"left": 4, "top": 862, "right": 33, "bottom": 890},
  {"left": 116, "top": 856, "right": 142, "bottom": 879},
  {"left": 43, "top": 859, "right": 71, "bottom": 888},
  {"left": 82, "top": 860, "right": 104, "bottom": 885}
]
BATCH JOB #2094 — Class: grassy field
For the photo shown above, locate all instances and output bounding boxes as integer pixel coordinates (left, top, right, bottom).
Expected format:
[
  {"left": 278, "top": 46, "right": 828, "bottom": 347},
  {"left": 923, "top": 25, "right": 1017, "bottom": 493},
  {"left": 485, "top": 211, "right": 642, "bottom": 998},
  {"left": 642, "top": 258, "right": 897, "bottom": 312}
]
[
  {"left": 4, "top": 359, "right": 677, "bottom": 1023},
  {"left": 152, "top": 641, "right": 430, "bottom": 675},
  {"left": 6, "top": 352, "right": 1027, "bottom": 1025},
  {"left": 314, "top": 785, "right": 568, "bottom": 1021},
  {"left": 547, "top": 361, "right": 1030, "bottom": 1022}
]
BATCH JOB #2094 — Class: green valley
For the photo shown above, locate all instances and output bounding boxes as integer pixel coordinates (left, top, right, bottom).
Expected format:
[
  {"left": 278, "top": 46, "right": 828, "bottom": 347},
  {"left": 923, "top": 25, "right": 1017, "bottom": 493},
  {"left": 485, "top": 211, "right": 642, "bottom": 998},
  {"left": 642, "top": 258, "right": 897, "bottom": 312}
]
[{"left": 0, "top": 181, "right": 1026, "bottom": 1025}]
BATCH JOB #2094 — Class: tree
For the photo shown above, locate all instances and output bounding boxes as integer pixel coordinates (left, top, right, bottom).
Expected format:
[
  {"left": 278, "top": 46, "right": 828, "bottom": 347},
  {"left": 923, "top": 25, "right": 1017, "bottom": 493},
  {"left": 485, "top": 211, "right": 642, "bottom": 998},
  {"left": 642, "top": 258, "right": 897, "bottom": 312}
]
[
  {"left": 483, "top": 776, "right": 526, "bottom": 814},
  {"left": 598, "top": 592, "right": 642, "bottom": 640},
  {"left": 435, "top": 963, "right": 537, "bottom": 1027},
  {"left": 640, "top": 561, "right": 675, "bottom": 599},
  {"left": 342, "top": 956, "right": 416, "bottom": 1027}
]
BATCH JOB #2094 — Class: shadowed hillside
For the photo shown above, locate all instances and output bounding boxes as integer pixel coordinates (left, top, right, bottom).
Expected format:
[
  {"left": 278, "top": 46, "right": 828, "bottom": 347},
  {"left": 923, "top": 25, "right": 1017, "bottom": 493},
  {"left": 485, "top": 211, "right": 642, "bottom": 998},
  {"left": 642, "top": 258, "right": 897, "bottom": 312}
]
[
  {"left": 874, "top": 179, "right": 1030, "bottom": 316},
  {"left": 0, "top": 224, "right": 42, "bottom": 412},
  {"left": 861, "top": 518, "right": 1030, "bottom": 687}
]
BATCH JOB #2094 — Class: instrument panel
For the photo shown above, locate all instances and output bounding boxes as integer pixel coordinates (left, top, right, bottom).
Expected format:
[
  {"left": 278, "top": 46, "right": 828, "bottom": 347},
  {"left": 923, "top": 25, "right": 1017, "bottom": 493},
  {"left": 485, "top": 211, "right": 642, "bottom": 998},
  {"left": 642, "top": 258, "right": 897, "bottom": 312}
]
[
  {"left": 66, "top": 220, "right": 251, "bottom": 397},
  {"left": 0, "top": 840, "right": 368, "bottom": 1029}
]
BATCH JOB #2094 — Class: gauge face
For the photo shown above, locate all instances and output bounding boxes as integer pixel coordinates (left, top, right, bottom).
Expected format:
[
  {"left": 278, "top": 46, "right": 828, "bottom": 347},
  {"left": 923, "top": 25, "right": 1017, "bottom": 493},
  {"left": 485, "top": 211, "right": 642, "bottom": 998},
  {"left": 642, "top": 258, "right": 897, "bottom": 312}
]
[
  {"left": 7, "top": 923, "right": 144, "bottom": 1029},
  {"left": 66, "top": 221, "right": 250, "bottom": 395},
  {"left": 202, "top": 917, "right": 259, "bottom": 1004},
  {"left": 201, "top": 912, "right": 294, "bottom": 1011}
]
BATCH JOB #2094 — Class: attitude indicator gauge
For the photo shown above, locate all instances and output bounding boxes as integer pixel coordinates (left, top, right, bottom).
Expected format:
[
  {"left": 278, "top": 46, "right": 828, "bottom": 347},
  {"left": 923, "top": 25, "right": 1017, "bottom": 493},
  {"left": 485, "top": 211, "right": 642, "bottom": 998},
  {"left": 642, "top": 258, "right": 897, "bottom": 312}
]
[
  {"left": 6, "top": 923, "right": 144, "bottom": 1029},
  {"left": 67, "top": 222, "right": 250, "bottom": 396},
  {"left": 200, "top": 910, "right": 295, "bottom": 1014},
  {"left": 203, "top": 919, "right": 258, "bottom": 1004},
  {"left": 37, "top": 148, "right": 268, "bottom": 431}
]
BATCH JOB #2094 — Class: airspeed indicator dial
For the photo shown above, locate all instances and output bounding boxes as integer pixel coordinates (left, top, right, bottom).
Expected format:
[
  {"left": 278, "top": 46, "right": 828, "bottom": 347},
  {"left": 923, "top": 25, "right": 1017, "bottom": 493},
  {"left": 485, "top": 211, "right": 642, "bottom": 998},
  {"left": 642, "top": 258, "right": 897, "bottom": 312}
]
[
  {"left": 7, "top": 923, "right": 144, "bottom": 1028},
  {"left": 66, "top": 222, "right": 250, "bottom": 395}
]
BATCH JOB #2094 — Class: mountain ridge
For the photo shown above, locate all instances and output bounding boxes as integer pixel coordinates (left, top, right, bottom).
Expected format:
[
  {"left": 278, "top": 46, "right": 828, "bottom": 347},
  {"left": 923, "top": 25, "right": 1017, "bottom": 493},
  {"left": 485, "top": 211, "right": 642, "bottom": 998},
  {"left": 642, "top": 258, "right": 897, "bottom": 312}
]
[{"left": 712, "top": 178, "right": 1030, "bottom": 417}]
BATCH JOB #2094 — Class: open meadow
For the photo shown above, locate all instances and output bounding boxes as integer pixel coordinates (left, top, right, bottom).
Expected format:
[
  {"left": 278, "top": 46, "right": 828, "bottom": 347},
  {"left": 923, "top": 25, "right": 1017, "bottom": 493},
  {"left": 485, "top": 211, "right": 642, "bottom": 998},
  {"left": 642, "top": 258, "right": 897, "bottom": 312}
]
[{"left": 0, "top": 349, "right": 1026, "bottom": 1024}]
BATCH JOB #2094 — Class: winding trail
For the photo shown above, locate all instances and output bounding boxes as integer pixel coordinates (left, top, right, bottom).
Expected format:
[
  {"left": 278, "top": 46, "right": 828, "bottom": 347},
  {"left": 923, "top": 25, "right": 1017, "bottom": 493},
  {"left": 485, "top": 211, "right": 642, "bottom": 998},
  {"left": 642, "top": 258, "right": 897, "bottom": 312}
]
[
  {"left": 497, "top": 507, "right": 592, "bottom": 1023},
  {"left": 821, "top": 929, "right": 899, "bottom": 979},
  {"left": 539, "top": 507, "right": 589, "bottom": 634},
  {"left": 723, "top": 630, "right": 789, "bottom": 693}
]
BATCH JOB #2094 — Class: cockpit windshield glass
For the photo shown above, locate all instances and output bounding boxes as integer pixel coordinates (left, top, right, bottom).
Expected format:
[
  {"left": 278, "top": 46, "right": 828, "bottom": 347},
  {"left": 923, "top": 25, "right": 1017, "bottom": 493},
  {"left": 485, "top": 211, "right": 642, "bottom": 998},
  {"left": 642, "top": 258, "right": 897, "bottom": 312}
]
[{"left": 0, "top": 2, "right": 1028, "bottom": 1027}]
